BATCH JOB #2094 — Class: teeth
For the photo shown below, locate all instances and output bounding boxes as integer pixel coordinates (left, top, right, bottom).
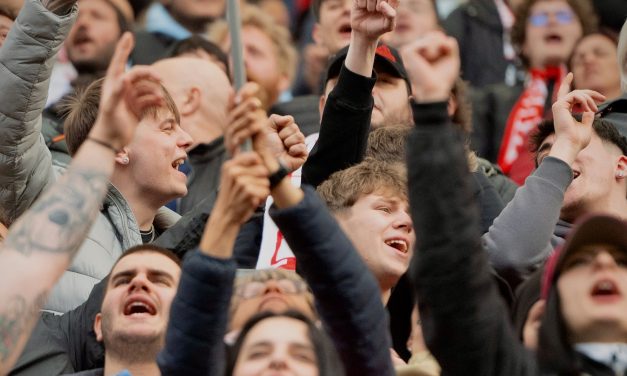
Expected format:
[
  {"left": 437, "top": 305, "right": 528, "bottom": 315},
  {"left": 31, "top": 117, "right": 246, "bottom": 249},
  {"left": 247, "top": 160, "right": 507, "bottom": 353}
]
[
  {"left": 172, "top": 159, "right": 184, "bottom": 170},
  {"left": 385, "top": 240, "right": 408, "bottom": 253},
  {"left": 597, "top": 281, "right": 614, "bottom": 291}
]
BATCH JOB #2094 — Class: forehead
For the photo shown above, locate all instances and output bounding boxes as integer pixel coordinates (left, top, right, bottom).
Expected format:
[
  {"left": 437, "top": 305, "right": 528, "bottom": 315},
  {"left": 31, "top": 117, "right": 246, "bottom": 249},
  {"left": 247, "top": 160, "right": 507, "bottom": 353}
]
[
  {"left": 110, "top": 252, "right": 181, "bottom": 280},
  {"left": 354, "top": 190, "right": 407, "bottom": 207},
  {"left": 246, "top": 317, "right": 311, "bottom": 344},
  {"left": 574, "top": 34, "right": 616, "bottom": 53},
  {"left": 77, "top": 0, "right": 118, "bottom": 15},
  {"left": 529, "top": 0, "right": 573, "bottom": 13}
]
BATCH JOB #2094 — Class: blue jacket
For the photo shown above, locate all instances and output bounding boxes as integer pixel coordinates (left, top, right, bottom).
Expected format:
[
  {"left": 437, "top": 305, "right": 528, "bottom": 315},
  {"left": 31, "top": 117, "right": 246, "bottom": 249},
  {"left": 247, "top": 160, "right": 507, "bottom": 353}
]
[{"left": 158, "top": 186, "right": 394, "bottom": 376}]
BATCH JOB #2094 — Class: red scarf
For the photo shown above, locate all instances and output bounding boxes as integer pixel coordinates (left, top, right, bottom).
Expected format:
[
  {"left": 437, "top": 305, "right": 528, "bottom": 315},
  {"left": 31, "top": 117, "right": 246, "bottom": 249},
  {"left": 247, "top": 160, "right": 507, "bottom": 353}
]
[{"left": 497, "top": 66, "right": 565, "bottom": 184}]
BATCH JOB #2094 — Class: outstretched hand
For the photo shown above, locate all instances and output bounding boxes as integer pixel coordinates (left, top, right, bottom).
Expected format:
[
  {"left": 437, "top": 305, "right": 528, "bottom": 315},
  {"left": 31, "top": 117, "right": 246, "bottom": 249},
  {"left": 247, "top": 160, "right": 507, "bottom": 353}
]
[
  {"left": 351, "top": 0, "right": 399, "bottom": 41},
  {"left": 552, "top": 72, "right": 606, "bottom": 154},
  {"left": 399, "top": 31, "right": 460, "bottom": 102},
  {"left": 90, "top": 33, "right": 165, "bottom": 151}
]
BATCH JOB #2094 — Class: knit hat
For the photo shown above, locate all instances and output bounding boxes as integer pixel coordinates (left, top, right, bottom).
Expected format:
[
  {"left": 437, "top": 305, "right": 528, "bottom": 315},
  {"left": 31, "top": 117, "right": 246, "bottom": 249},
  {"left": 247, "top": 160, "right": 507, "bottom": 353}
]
[{"left": 541, "top": 214, "right": 627, "bottom": 299}]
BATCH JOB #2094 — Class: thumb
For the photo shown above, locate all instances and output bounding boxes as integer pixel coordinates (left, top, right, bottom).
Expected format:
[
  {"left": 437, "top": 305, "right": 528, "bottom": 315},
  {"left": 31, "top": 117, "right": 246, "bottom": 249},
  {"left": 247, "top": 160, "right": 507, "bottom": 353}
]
[{"left": 581, "top": 111, "right": 595, "bottom": 128}]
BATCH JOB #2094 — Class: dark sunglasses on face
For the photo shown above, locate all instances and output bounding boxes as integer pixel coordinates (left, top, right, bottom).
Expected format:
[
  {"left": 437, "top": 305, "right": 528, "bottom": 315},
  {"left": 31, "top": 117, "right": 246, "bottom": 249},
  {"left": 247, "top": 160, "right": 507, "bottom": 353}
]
[{"left": 528, "top": 9, "right": 575, "bottom": 27}]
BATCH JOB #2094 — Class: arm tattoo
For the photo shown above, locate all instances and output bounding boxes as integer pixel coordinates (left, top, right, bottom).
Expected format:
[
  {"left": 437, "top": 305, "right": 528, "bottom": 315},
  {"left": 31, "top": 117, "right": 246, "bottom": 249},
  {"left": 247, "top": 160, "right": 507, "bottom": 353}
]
[
  {"left": 0, "top": 292, "right": 47, "bottom": 363},
  {"left": 3, "top": 168, "right": 109, "bottom": 257}
]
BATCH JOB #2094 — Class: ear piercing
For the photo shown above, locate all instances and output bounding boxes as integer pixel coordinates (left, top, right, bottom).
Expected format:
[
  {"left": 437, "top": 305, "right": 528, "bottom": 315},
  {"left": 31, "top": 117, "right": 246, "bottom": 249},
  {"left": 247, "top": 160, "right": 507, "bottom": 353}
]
[{"left": 122, "top": 157, "right": 130, "bottom": 165}]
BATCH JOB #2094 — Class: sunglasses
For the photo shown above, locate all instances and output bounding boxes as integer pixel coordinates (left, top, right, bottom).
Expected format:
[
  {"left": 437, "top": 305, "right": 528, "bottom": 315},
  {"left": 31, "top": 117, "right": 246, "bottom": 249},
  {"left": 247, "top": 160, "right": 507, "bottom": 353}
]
[{"left": 528, "top": 10, "right": 575, "bottom": 27}]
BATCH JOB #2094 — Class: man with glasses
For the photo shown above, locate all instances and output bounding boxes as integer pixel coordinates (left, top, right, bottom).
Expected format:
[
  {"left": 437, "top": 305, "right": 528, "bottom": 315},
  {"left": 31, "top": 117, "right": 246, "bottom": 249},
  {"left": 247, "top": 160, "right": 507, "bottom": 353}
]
[{"left": 228, "top": 269, "right": 316, "bottom": 332}]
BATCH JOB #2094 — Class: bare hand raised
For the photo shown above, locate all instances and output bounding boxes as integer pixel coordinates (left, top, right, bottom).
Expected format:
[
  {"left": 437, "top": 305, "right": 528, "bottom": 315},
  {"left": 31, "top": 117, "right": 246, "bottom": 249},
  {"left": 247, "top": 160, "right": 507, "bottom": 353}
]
[
  {"left": 551, "top": 72, "right": 606, "bottom": 157},
  {"left": 225, "top": 82, "right": 266, "bottom": 155},
  {"left": 399, "top": 31, "right": 460, "bottom": 102},
  {"left": 90, "top": 33, "right": 165, "bottom": 151},
  {"left": 264, "top": 114, "right": 308, "bottom": 172},
  {"left": 351, "top": 0, "right": 399, "bottom": 41}
]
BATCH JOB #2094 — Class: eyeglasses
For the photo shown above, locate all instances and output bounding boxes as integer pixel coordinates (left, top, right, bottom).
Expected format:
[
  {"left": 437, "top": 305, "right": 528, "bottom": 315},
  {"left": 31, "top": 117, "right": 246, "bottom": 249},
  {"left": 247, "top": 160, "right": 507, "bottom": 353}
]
[
  {"left": 528, "top": 10, "right": 575, "bottom": 27},
  {"left": 235, "top": 279, "right": 310, "bottom": 299}
]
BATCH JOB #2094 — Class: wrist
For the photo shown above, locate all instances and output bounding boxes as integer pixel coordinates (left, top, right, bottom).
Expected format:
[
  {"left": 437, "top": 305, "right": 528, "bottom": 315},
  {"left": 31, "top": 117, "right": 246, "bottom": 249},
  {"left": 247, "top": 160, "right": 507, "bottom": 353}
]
[
  {"left": 89, "top": 123, "right": 124, "bottom": 152},
  {"left": 200, "top": 213, "right": 240, "bottom": 258},
  {"left": 411, "top": 85, "right": 451, "bottom": 103},
  {"left": 548, "top": 138, "right": 580, "bottom": 166},
  {"left": 345, "top": 34, "right": 378, "bottom": 77}
]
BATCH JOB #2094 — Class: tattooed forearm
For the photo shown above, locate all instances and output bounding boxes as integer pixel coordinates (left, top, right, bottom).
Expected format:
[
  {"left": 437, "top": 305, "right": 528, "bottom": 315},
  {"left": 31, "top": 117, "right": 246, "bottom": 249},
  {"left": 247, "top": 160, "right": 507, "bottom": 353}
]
[
  {"left": 3, "top": 167, "right": 109, "bottom": 257},
  {"left": 0, "top": 292, "right": 47, "bottom": 363}
]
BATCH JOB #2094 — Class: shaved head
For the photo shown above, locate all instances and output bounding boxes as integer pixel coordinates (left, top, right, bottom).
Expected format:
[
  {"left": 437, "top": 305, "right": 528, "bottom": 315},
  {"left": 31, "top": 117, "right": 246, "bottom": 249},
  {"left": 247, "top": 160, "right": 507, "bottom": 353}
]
[{"left": 152, "top": 57, "right": 232, "bottom": 147}]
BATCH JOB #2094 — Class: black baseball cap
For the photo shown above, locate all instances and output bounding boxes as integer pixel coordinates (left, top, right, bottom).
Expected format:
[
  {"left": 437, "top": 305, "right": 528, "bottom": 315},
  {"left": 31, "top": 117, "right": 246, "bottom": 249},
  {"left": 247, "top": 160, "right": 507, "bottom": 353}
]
[{"left": 322, "top": 42, "right": 411, "bottom": 92}]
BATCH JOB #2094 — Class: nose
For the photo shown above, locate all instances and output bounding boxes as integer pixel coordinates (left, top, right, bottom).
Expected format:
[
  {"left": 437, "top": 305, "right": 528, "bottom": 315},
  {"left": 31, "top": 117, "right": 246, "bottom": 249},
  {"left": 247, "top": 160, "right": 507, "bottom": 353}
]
[
  {"left": 593, "top": 250, "right": 619, "bottom": 269},
  {"left": 262, "top": 280, "right": 284, "bottom": 295},
  {"left": 269, "top": 358, "right": 288, "bottom": 370},
  {"left": 127, "top": 273, "right": 151, "bottom": 293},
  {"left": 177, "top": 126, "right": 194, "bottom": 149},
  {"left": 393, "top": 210, "right": 413, "bottom": 233}
]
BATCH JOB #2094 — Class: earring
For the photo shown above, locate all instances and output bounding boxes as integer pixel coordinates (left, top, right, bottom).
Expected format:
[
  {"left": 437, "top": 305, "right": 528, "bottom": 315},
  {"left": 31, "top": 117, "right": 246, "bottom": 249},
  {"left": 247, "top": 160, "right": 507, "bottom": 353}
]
[
  {"left": 122, "top": 157, "right": 129, "bottom": 165},
  {"left": 617, "top": 171, "right": 624, "bottom": 178}
]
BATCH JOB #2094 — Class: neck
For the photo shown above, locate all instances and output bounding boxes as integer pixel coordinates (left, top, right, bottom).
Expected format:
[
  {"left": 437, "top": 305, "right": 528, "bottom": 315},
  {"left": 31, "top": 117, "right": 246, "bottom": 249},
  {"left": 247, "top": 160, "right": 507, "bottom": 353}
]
[
  {"left": 103, "top": 355, "right": 160, "bottom": 376},
  {"left": 381, "top": 289, "right": 392, "bottom": 305},
  {"left": 603, "top": 86, "right": 623, "bottom": 101},
  {"left": 187, "top": 115, "right": 224, "bottom": 148},
  {"left": 110, "top": 176, "right": 160, "bottom": 231},
  {"left": 168, "top": 10, "right": 210, "bottom": 33},
  {"left": 561, "top": 191, "right": 627, "bottom": 224}
]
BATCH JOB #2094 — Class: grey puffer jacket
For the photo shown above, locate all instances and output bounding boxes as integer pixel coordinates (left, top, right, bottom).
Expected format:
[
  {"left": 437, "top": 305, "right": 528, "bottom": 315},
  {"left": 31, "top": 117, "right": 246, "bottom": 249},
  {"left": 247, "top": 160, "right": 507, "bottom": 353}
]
[
  {"left": 0, "top": 0, "right": 181, "bottom": 314},
  {"left": 0, "top": 0, "right": 73, "bottom": 227}
]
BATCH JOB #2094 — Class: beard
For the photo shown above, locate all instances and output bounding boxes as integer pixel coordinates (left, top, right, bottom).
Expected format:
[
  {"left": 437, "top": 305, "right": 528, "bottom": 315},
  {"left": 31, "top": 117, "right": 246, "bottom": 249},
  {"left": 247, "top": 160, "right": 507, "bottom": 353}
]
[{"left": 100, "top": 313, "right": 164, "bottom": 364}]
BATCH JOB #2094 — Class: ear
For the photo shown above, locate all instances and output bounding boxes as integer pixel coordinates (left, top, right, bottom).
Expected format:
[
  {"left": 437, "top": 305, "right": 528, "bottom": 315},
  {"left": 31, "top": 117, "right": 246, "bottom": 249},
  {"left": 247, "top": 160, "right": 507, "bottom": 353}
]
[
  {"left": 615, "top": 155, "right": 627, "bottom": 180},
  {"left": 94, "top": 313, "right": 104, "bottom": 342},
  {"left": 114, "top": 148, "right": 130, "bottom": 166},
  {"left": 447, "top": 93, "right": 458, "bottom": 117},
  {"left": 179, "top": 87, "right": 201, "bottom": 117},
  {"left": 318, "top": 94, "right": 327, "bottom": 118},
  {"left": 312, "top": 24, "right": 322, "bottom": 45}
]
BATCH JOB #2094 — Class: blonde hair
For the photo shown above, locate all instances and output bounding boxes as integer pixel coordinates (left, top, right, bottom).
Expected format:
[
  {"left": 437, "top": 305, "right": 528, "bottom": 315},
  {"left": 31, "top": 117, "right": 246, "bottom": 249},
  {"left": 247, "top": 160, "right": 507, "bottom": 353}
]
[
  {"left": 207, "top": 5, "right": 297, "bottom": 84},
  {"left": 317, "top": 159, "right": 407, "bottom": 213}
]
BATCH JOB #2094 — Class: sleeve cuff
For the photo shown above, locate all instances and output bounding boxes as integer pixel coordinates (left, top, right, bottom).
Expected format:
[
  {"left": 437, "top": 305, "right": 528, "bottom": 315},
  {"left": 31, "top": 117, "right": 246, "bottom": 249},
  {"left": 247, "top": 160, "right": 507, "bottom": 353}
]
[
  {"left": 534, "top": 156, "right": 573, "bottom": 191},
  {"left": 411, "top": 101, "right": 449, "bottom": 127}
]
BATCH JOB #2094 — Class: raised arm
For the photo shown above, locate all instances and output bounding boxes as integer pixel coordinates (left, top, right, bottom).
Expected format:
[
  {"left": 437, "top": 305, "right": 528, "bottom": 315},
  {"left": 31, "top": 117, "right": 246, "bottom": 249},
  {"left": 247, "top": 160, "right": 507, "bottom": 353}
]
[
  {"left": 402, "top": 32, "right": 536, "bottom": 376},
  {"left": 0, "top": 33, "right": 166, "bottom": 374},
  {"left": 481, "top": 74, "right": 605, "bottom": 274},
  {"left": 158, "top": 86, "right": 270, "bottom": 376},
  {"left": 301, "top": 0, "right": 398, "bottom": 187},
  {"left": 0, "top": 0, "right": 78, "bottom": 227}
]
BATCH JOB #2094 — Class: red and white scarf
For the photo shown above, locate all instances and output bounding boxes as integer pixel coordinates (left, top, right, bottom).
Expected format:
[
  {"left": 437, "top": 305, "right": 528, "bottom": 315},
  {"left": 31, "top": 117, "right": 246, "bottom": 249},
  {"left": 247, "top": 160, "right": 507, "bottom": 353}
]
[{"left": 497, "top": 66, "right": 565, "bottom": 184}]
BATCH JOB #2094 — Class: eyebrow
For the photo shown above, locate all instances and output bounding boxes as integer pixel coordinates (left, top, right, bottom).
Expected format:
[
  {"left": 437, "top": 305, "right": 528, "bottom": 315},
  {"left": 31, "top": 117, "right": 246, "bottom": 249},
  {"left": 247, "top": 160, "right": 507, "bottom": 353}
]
[
  {"left": 536, "top": 142, "right": 553, "bottom": 162},
  {"left": 110, "top": 268, "right": 175, "bottom": 284}
]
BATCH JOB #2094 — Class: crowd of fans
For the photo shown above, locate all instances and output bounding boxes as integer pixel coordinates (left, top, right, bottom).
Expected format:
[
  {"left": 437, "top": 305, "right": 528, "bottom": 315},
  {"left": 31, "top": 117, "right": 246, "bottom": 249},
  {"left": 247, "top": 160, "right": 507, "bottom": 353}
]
[{"left": 0, "top": 0, "right": 627, "bottom": 374}]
